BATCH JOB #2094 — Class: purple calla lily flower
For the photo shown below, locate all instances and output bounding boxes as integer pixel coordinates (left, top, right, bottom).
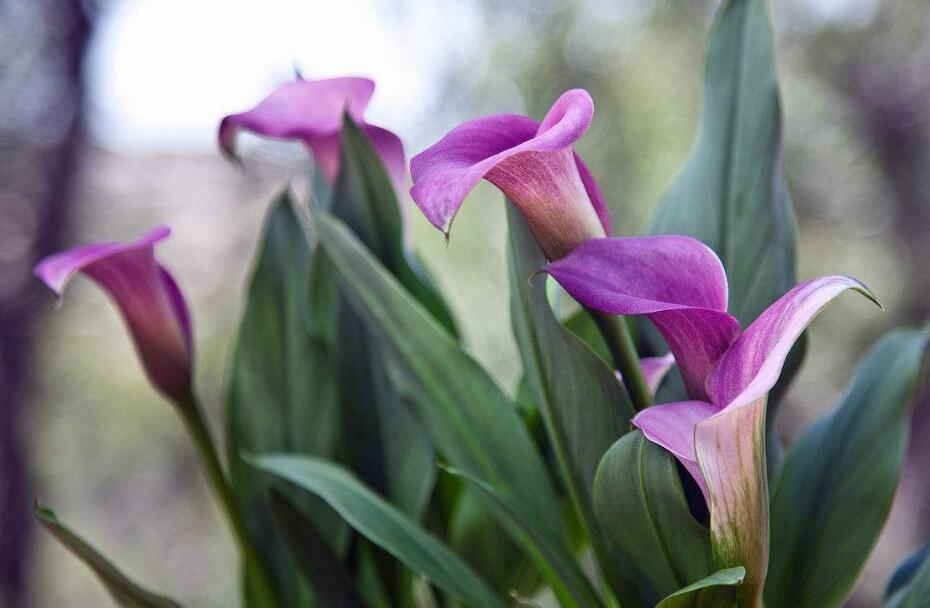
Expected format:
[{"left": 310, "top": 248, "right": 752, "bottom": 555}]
[
  {"left": 410, "top": 89, "right": 611, "bottom": 260},
  {"left": 219, "top": 76, "right": 406, "bottom": 196},
  {"left": 34, "top": 227, "right": 194, "bottom": 405},
  {"left": 547, "top": 237, "right": 880, "bottom": 604}
]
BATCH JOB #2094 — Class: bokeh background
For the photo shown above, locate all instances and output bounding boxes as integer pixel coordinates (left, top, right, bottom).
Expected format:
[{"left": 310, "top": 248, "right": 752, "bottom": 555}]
[{"left": 2, "top": 0, "right": 929, "bottom": 606}]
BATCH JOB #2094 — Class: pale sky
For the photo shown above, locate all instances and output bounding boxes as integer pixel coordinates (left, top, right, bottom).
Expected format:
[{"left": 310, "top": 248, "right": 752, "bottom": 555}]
[
  {"left": 85, "top": 0, "right": 879, "bottom": 152},
  {"left": 86, "top": 0, "right": 479, "bottom": 151}
]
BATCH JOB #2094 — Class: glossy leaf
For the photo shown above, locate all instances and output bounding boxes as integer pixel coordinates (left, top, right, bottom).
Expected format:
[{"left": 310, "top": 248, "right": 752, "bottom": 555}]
[
  {"left": 593, "top": 431, "right": 712, "bottom": 601},
  {"left": 655, "top": 567, "right": 745, "bottom": 608},
  {"left": 444, "top": 466, "right": 603, "bottom": 608},
  {"left": 312, "top": 210, "right": 572, "bottom": 571},
  {"left": 226, "top": 192, "right": 345, "bottom": 606},
  {"left": 35, "top": 504, "right": 181, "bottom": 608},
  {"left": 251, "top": 456, "right": 508, "bottom": 608},
  {"left": 766, "top": 327, "right": 930, "bottom": 608},
  {"left": 507, "top": 205, "right": 635, "bottom": 603}
]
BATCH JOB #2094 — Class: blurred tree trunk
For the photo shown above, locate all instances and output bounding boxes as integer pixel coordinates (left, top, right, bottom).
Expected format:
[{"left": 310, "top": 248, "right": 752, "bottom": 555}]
[{"left": 0, "top": 1, "right": 91, "bottom": 605}]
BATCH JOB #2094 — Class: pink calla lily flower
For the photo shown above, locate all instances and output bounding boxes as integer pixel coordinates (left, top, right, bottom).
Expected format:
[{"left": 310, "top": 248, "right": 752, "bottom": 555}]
[
  {"left": 219, "top": 76, "right": 406, "bottom": 196},
  {"left": 547, "top": 236, "right": 879, "bottom": 604},
  {"left": 410, "top": 89, "right": 611, "bottom": 260},
  {"left": 34, "top": 227, "right": 194, "bottom": 405}
]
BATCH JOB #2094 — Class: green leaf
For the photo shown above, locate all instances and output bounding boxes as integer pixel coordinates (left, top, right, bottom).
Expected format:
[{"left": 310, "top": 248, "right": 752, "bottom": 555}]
[
  {"left": 765, "top": 327, "right": 930, "bottom": 608},
  {"left": 35, "top": 504, "right": 182, "bottom": 608},
  {"left": 446, "top": 485, "right": 536, "bottom": 596},
  {"left": 647, "top": 0, "right": 797, "bottom": 327},
  {"left": 226, "top": 192, "right": 345, "bottom": 606},
  {"left": 312, "top": 210, "right": 572, "bottom": 581},
  {"left": 507, "top": 205, "right": 636, "bottom": 603},
  {"left": 887, "top": 543, "right": 930, "bottom": 605},
  {"left": 655, "top": 567, "right": 745, "bottom": 608},
  {"left": 444, "top": 466, "right": 603, "bottom": 608},
  {"left": 267, "top": 490, "right": 365, "bottom": 608},
  {"left": 886, "top": 543, "right": 930, "bottom": 608},
  {"left": 643, "top": 0, "right": 803, "bottom": 486},
  {"left": 593, "top": 431, "right": 713, "bottom": 601},
  {"left": 335, "top": 113, "right": 458, "bottom": 336},
  {"left": 251, "top": 456, "right": 508, "bottom": 608}
]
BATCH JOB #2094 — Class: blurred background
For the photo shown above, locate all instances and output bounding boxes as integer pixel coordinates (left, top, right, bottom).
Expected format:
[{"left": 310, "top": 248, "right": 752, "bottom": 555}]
[{"left": 1, "top": 0, "right": 928, "bottom": 605}]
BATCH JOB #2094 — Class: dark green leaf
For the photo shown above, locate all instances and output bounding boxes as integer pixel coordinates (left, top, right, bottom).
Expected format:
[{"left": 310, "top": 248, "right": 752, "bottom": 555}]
[
  {"left": 766, "top": 327, "right": 930, "bottom": 608},
  {"left": 887, "top": 542, "right": 930, "bottom": 603},
  {"left": 444, "top": 466, "right": 603, "bottom": 608},
  {"left": 886, "top": 543, "right": 930, "bottom": 608},
  {"left": 446, "top": 485, "right": 536, "bottom": 596},
  {"left": 647, "top": 0, "right": 797, "bottom": 328},
  {"left": 267, "top": 490, "right": 365, "bottom": 608},
  {"left": 335, "top": 114, "right": 458, "bottom": 336},
  {"left": 251, "top": 456, "right": 508, "bottom": 608},
  {"left": 35, "top": 504, "right": 182, "bottom": 608},
  {"left": 226, "top": 192, "right": 346, "bottom": 606},
  {"left": 507, "top": 205, "right": 636, "bottom": 603},
  {"left": 312, "top": 210, "right": 572, "bottom": 580},
  {"left": 655, "top": 567, "right": 745, "bottom": 608},
  {"left": 593, "top": 431, "right": 713, "bottom": 601}
]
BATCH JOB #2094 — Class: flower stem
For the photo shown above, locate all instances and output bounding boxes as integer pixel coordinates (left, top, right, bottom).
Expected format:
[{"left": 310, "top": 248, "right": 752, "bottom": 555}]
[
  {"left": 178, "top": 398, "right": 280, "bottom": 608},
  {"left": 588, "top": 309, "right": 654, "bottom": 411}
]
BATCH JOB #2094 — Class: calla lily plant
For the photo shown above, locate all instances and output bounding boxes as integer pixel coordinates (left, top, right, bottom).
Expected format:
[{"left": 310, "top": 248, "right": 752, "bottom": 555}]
[{"left": 32, "top": 1, "right": 930, "bottom": 607}]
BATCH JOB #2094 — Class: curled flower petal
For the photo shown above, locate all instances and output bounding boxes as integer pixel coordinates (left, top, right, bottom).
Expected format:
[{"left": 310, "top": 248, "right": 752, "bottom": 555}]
[
  {"left": 706, "top": 275, "right": 880, "bottom": 409},
  {"left": 34, "top": 227, "right": 193, "bottom": 404},
  {"left": 219, "top": 76, "right": 406, "bottom": 194},
  {"left": 547, "top": 235, "right": 740, "bottom": 400},
  {"left": 410, "top": 89, "right": 608, "bottom": 260},
  {"left": 633, "top": 399, "right": 718, "bottom": 501}
]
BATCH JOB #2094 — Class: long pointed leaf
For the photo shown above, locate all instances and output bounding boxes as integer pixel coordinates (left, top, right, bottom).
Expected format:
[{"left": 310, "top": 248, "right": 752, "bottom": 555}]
[
  {"left": 766, "top": 327, "right": 930, "bottom": 608},
  {"left": 35, "top": 504, "right": 182, "bottom": 608},
  {"left": 507, "top": 205, "right": 637, "bottom": 604},
  {"left": 655, "top": 567, "right": 745, "bottom": 608},
  {"left": 226, "top": 192, "right": 345, "bottom": 606},
  {"left": 312, "top": 210, "right": 570, "bottom": 544},
  {"left": 251, "top": 456, "right": 507, "bottom": 608}
]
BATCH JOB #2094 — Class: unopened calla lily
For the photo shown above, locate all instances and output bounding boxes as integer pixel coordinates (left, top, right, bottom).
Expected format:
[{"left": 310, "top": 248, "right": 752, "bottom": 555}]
[
  {"left": 547, "top": 237, "right": 880, "bottom": 605},
  {"left": 34, "top": 226, "right": 194, "bottom": 405},
  {"left": 410, "top": 89, "right": 610, "bottom": 260},
  {"left": 219, "top": 75, "right": 407, "bottom": 196}
]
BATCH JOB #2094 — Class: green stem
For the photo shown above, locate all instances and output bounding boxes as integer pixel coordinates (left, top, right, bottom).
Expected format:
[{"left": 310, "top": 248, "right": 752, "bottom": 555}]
[
  {"left": 178, "top": 398, "right": 280, "bottom": 608},
  {"left": 588, "top": 310, "right": 654, "bottom": 412}
]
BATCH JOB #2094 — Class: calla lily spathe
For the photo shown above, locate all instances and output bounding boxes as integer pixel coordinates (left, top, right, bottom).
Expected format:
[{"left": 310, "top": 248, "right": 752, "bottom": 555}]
[
  {"left": 410, "top": 89, "right": 611, "bottom": 260},
  {"left": 219, "top": 76, "right": 406, "bottom": 196},
  {"left": 34, "top": 227, "right": 194, "bottom": 405},
  {"left": 547, "top": 236, "right": 879, "bottom": 605}
]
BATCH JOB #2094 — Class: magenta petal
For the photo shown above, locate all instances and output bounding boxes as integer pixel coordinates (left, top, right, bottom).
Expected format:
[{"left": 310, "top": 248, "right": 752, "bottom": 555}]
[
  {"left": 706, "top": 275, "right": 880, "bottom": 408},
  {"left": 410, "top": 89, "right": 607, "bottom": 260},
  {"left": 547, "top": 236, "right": 740, "bottom": 400},
  {"left": 34, "top": 227, "right": 193, "bottom": 404},
  {"left": 219, "top": 76, "right": 374, "bottom": 159},
  {"left": 639, "top": 353, "right": 676, "bottom": 395},
  {"left": 632, "top": 400, "right": 719, "bottom": 500},
  {"left": 694, "top": 397, "right": 769, "bottom": 605}
]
